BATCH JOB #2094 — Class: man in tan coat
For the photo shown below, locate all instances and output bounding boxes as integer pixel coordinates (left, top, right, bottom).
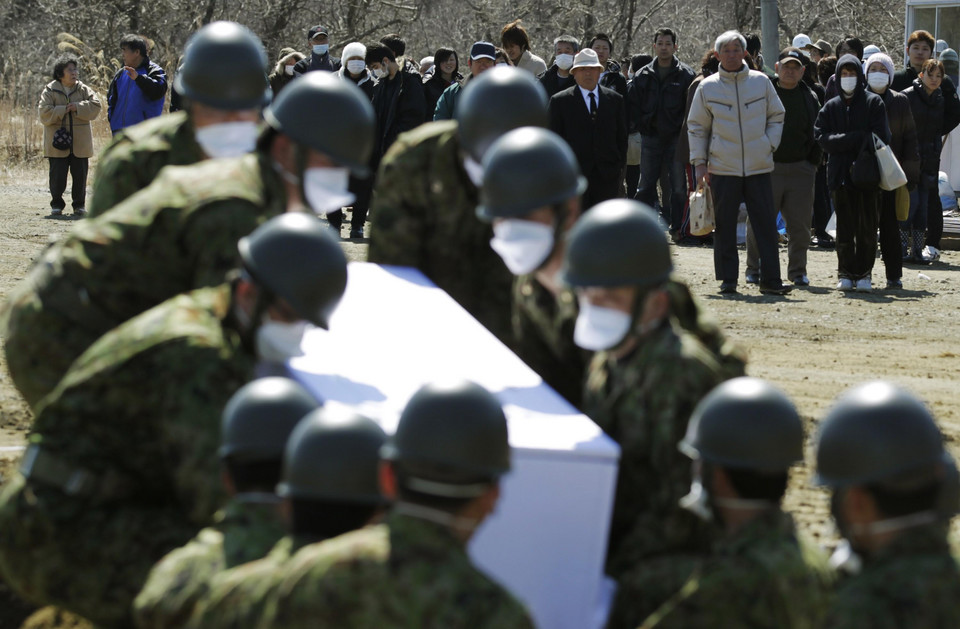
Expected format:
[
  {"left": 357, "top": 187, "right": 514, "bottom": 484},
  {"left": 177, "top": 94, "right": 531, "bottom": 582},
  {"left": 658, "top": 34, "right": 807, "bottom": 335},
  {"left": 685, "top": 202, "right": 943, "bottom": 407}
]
[{"left": 38, "top": 54, "right": 102, "bottom": 216}]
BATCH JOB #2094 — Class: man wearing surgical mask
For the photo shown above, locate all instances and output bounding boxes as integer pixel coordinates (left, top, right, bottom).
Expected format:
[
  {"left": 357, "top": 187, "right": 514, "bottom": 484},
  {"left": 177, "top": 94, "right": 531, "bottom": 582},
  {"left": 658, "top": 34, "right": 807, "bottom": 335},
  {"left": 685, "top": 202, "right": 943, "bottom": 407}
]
[
  {"left": 815, "top": 381, "right": 960, "bottom": 627},
  {"left": 611, "top": 377, "right": 833, "bottom": 628},
  {"left": 0, "top": 213, "right": 347, "bottom": 628},
  {"left": 560, "top": 199, "right": 726, "bottom": 589},
  {"left": 293, "top": 24, "right": 341, "bottom": 74},
  {"left": 89, "top": 21, "right": 269, "bottom": 217},
  {"left": 2, "top": 72, "right": 375, "bottom": 409},
  {"left": 539, "top": 35, "right": 580, "bottom": 98}
]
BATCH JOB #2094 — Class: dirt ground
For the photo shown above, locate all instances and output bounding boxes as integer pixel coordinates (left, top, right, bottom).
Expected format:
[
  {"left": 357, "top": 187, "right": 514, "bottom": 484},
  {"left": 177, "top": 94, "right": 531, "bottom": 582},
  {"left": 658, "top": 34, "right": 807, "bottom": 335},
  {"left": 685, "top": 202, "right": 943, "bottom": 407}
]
[{"left": 0, "top": 169, "right": 958, "bottom": 626}]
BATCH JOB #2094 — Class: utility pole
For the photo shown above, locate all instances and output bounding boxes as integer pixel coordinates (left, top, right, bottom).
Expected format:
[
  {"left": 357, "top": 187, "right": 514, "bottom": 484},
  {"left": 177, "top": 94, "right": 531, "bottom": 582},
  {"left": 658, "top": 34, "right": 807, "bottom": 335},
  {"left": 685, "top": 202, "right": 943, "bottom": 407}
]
[{"left": 761, "top": 0, "right": 778, "bottom": 68}]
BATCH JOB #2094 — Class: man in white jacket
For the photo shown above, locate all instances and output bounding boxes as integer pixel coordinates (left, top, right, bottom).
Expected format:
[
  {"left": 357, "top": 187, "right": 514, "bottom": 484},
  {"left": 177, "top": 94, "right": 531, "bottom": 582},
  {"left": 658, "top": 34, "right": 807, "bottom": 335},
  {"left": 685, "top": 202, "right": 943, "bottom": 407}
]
[{"left": 688, "top": 30, "right": 789, "bottom": 295}]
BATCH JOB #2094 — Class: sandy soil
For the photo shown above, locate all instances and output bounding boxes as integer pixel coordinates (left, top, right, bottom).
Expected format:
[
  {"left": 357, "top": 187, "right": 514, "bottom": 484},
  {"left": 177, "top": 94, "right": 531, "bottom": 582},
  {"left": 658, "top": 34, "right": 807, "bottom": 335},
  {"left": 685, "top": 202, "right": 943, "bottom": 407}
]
[{"left": 0, "top": 169, "right": 958, "bottom": 626}]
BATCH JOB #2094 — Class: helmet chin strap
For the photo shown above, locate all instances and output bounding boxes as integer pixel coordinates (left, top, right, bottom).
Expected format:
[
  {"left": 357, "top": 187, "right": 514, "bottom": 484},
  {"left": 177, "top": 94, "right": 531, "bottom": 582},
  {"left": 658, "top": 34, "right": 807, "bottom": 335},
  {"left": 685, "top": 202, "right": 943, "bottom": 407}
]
[
  {"left": 393, "top": 501, "right": 482, "bottom": 534},
  {"left": 849, "top": 510, "right": 938, "bottom": 536},
  {"left": 271, "top": 142, "right": 310, "bottom": 210}
]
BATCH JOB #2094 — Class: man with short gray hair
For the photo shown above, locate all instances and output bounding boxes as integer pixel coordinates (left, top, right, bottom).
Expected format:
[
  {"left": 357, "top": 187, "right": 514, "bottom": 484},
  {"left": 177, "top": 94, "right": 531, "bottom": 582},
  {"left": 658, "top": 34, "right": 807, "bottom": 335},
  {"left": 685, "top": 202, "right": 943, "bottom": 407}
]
[
  {"left": 688, "top": 30, "right": 789, "bottom": 296},
  {"left": 540, "top": 35, "right": 580, "bottom": 97}
]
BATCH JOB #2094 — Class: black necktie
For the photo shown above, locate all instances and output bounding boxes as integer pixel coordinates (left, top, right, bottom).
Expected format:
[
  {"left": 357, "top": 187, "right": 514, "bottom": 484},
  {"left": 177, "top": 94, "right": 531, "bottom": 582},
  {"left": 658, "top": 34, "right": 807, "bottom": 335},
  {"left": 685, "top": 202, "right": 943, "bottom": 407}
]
[{"left": 589, "top": 92, "right": 597, "bottom": 118}]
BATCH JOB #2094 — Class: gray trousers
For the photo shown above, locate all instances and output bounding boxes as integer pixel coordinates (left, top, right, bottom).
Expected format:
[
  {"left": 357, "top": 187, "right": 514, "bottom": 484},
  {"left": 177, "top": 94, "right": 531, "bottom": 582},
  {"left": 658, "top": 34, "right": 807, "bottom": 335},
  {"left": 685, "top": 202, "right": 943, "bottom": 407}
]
[{"left": 746, "top": 160, "right": 815, "bottom": 280}]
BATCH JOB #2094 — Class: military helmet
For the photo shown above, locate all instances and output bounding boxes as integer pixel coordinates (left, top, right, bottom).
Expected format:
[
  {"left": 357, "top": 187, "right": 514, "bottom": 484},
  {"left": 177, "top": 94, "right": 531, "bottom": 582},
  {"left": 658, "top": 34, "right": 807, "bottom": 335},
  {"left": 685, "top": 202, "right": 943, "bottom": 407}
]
[
  {"left": 276, "top": 405, "right": 387, "bottom": 504},
  {"left": 456, "top": 66, "right": 549, "bottom": 162},
  {"left": 174, "top": 21, "right": 269, "bottom": 110},
  {"left": 219, "top": 377, "right": 317, "bottom": 461},
  {"left": 238, "top": 213, "right": 347, "bottom": 329},
  {"left": 679, "top": 377, "right": 804, "bottom": 472},
  {"left": 381, "top": 380, "right": 510, "bottom": 493},
  {"left": 941, "top": 48, "right": 959, "bottom": 63},
  {"left": 263, "top": 71, "right": 375, "bottom": 175},
  {"left": 815, "top": 381, "right": 946, "bottom": 488},
  {"left": 477, "top": 127, "right": 587, "bottom": 221},
  {"left": 561, "top": 199, "right": 673, "bottom": 288}
]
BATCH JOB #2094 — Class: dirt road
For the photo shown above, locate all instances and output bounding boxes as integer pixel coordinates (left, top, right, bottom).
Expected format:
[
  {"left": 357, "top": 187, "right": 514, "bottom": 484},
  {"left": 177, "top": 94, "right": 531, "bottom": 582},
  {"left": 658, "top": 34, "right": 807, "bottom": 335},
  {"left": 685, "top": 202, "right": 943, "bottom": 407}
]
[{"left": 0, "top": 170, "right": 958, "bottom": 624}]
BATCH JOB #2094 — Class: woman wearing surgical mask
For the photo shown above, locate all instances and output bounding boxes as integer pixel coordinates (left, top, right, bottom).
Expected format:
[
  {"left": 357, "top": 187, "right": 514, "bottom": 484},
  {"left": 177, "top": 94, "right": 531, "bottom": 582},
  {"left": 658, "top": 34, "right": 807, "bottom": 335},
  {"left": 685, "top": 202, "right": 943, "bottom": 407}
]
[
  {"left": 902, "top": 59, "right": 947, "bottom": 264},
  {"left": 423, "top": 47, "right": 461, "bottom": 123},
  {"left": 269, "top": 48, "right": 305, "bottom": 96},
  {"left": 864, "top": 52, "right": 920, "bottom": 288},
  {"left": 815, "top": 54, "right": 891, "bottom": 293},
  {"left": 333, "top": 42, "right": 376, "bottom": 239}
]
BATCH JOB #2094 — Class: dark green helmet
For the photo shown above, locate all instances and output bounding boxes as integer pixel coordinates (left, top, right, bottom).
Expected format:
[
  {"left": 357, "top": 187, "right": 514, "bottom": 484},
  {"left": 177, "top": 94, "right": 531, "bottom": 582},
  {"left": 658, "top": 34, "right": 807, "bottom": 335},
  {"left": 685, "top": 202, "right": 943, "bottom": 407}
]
[
  {"left": 477, "top": 127, "right": 587, "bottom": 221},
  {"left": 219, "top": 377, "right": 317, "bottom": 461},
  {"left": 276, "top": 405, "right": 387, "bottom": 504},
  {"left": 679, "top": 377, "right": 803, "bottom": 472},
  {"left": 263, "top": 71, "right": 375, "bottom": 175},
  {"left": 174, "top": 21, "right": 269, "bottom": 110},
  {"left": 815, "top": 381, "right": 946, "bottom": 488},
  {"left": 381, "top": 380, "right": 510, "bottom": 495},
  {"left": 456, "top": 66, "right": 549, "bottom": 162},
  {"left": 561, "top": 199, "right": 672, "bottom": 288},
  {"left": 238, "top": 213, "right": 347, "bottom": 329}
]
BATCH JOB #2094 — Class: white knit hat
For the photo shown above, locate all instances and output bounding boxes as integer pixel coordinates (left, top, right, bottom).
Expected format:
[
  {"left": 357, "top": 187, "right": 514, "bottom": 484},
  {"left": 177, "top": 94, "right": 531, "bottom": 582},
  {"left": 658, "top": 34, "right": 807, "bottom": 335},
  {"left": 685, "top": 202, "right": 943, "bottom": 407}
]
[{"left": 342, "top": 42, "right": 366, "bottom": 61}]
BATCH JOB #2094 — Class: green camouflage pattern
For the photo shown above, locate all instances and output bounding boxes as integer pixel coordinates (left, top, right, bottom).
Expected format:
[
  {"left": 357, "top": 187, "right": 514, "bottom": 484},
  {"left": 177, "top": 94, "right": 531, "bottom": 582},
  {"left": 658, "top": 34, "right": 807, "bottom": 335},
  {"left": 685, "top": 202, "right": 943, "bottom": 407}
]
[
  {"left": 87, "top": 111, "right": 205, "bottom": 217},
  {"left": 583, "top": 320, "right": 725, "bottom": 579},
  {"left": 133, "top": 497, "right": 286, "bottom": 629},
  {"left": 512, "top": 277, "right": 744, "bottom": 410},
  {"left": 368, "top": 121, "right": 516, "bottom": 348},
  {"left": 0, "top": 285, "right": 256, "bottom": 628},
  {"left": 626, "top": 509, "right": 834, "bottom": 629},
  {"left": 822, "top": 524, "right": 960, "bottom": 628},
  {"left": 1, "top": 152, "right": 287, "bottom": 408},
  {"left": 186, "top": 534, "right": 316, "bottom": 629},
  {"left": 243, "top": 513, "right": 535, "bottom": 628}
]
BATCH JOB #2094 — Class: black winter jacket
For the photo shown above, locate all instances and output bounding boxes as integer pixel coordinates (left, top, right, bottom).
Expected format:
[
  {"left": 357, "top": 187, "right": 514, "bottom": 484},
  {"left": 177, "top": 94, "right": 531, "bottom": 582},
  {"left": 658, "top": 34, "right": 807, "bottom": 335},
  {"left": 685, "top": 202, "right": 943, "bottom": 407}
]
[
  {"left": 371, "top": 69, "right": 425, "bottom": 163},
  {"left": 539, "top": 65, "right": 576, "bottom": 98},
  {"left": 870, "top": 87, "right": 920, "bottom": 184},
  {"left": 771, "top": 77, "right": 823, "bottom": 165},
  {"left": 423, "top": 72, "right": 461, "bottom": 122},
  {"left": 627, "top": 57, "right": 695, "bottom": 137},
  {"left": 903, "top": 80, "right": 947, "bottom": 174}
]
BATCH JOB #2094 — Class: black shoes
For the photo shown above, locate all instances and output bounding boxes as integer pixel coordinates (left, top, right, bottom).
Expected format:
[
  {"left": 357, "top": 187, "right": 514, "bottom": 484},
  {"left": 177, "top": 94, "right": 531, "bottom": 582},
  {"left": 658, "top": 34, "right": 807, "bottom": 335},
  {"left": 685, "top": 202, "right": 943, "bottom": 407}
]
[
  {"left": 719, "top": 281, "right": 738, "bottom": 294},
  {"left": 759, "top": 281, "right": 792, "bottom": 295}
]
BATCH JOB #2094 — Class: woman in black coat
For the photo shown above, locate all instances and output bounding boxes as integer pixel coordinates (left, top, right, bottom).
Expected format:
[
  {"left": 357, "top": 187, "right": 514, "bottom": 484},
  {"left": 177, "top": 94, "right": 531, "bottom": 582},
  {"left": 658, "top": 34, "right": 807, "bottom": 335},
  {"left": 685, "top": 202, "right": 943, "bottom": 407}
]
[
  {"left": 423, "top": 47, "right": 461, "bottom": 122},
  {"left": 902, "top": 58, "right": 946, "bottom": 263}
]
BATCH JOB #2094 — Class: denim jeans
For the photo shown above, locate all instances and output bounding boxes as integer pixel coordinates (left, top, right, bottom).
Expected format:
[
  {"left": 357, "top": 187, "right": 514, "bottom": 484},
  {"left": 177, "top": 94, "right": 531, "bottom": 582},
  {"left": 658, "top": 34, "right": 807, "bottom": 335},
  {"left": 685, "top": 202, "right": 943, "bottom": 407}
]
[{"left": 636, "top": 135, "right": 686, "bottom": 231}]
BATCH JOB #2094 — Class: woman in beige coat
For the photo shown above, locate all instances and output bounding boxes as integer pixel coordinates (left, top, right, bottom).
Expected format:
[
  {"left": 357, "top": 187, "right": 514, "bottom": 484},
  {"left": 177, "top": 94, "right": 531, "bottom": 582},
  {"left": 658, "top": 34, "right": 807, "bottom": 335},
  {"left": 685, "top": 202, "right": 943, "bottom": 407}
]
[{"left": 39, "top": 54, "right": 102, "bottom": 216}]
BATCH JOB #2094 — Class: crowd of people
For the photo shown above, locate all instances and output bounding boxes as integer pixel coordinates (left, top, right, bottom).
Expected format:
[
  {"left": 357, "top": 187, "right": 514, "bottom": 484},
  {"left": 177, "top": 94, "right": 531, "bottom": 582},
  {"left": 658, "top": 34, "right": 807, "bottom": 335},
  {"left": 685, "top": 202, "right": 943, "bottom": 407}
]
[{"left": 12, "top": 16, "right": 960, "bottom": 628}]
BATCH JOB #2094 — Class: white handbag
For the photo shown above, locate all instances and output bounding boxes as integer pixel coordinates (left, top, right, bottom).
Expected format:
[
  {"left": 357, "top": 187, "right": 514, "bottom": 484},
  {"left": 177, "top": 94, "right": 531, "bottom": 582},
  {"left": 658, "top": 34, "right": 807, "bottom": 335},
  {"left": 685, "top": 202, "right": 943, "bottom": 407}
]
[{"left": 874, "top": 133, "right": 908, "bottom": 191}]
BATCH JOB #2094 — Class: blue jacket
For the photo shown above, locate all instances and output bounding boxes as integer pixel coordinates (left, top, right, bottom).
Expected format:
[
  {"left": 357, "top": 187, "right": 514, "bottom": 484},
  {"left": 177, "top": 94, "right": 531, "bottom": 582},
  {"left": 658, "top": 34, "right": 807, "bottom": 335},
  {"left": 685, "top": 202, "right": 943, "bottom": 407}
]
[{"left": 107, "top": 57, "right": 167, "bottom": 132}]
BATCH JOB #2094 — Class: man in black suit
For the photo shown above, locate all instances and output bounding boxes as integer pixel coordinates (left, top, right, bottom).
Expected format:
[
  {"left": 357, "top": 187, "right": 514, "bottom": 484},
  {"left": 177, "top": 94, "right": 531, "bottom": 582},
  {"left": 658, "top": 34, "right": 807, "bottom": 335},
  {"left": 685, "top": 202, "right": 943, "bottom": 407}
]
[{"left": 549, "top": 48, "right": 628, "bottom": 210}]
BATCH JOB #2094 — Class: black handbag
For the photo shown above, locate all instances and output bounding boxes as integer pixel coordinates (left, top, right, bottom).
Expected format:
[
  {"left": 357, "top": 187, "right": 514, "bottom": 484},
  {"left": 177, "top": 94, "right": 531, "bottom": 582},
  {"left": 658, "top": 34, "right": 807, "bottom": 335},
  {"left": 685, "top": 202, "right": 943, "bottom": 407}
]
[
  {"left": 52, "top": 111, "right": 73, "bottom": 151},
  {"left": 849, "top": 132, "right": 879, "bottom": 191}
]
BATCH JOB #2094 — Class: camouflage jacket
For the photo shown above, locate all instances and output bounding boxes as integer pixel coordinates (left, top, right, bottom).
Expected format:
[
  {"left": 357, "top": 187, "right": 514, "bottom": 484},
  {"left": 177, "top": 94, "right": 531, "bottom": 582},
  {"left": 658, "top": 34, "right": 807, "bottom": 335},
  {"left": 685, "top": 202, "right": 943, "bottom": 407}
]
[
  {"left": 87, "top": 110, "right": 205, "bottom": 217},
  {"left": 512, "top": 275, "right": 588, "bottom": 408},
  {"left": 134, "top": 497, "right": 286, "bottom": 629},
  {"left": 1, "top": 152, "right": 287, "bottom": 408},
  {"left": 367, "top": 121, "right": 515, "bottom": 348},
  {"left": 584, "top": 320, "right": 725, "bottom": 577},
  {"left": 257, "top": 511, "right": 535, "bottom": 628},
  {"left": 635, "top": 509, "right": 834, "bottom": 629},
  {"left": 0, "top": 285, "right": 256, "bottom": 627},
  {"left": 823, "top": 524, "right": 960, "bottom": 628}
]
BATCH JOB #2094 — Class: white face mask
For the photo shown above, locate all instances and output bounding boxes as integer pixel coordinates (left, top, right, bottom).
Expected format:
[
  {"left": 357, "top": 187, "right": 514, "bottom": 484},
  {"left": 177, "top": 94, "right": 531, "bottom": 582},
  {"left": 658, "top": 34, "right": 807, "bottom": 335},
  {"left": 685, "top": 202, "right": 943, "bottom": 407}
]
[
  {"left": 462, "top": 156, "right": 484, "bottom": 187},
  {"left": 256, "top": 318, "right": 311, "bottom": 363},
  {"left": 373, "top": 65, "right": 389, "bottom": 79},
  {"left": 347, "top": 59, "right": 366, "bottom": 75},
  {"left": 555, "top": 54, "right": 575, "bottom": 70},
  {"left": 195, "top": 121, "right": 259, "bottom": 158},
  {"left": 840, "top": 75, "right": 859, "bottom": 94},
  {"left": 313, "top": 44, "right": 329, "bottom": 55},
  {"left": 573, "top": 298, "right": 633, "bottom": 351},
  {"left": 303, "top": 167, "right": 356, "bottom": 215},
  {"left": 284, "top": 64, "right": 295, "bottom": 76},
  {"left": 489, "top": 219, "right": 555, "bottom": 275},
  {"left": 867, "top": 72, "right": 889, "bottom": 90}
]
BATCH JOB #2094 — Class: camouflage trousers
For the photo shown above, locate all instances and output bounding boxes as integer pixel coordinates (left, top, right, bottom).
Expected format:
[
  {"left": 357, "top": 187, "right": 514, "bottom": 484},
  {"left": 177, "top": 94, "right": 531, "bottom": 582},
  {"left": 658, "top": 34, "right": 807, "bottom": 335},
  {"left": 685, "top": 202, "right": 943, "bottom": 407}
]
[
  {"left": 0, "top": 475, "right": 197, "bottom": 628},
  {"left": 605, "top": 553, "right": 702, "bottom": 629}
]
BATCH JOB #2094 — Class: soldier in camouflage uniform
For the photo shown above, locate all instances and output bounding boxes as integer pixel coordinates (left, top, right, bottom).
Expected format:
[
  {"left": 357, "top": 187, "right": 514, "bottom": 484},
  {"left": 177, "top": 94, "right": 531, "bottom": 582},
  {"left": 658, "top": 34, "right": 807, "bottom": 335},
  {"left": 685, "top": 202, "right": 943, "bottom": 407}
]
[
  {"left": 88, "top": 21, "right": 269, "bottom": 218},
  {"left": 478, "top": 128, "right": 745, "bottom": 409},
  {"left": 187, "top": 405, "right": 387, "bottom": 628},
  {"left": 815, "top": 381, "right": 960, "bottom": 628},
  {"left": 368, "top": 67, "right": 549, "bottom": 347},
  {"left": 1, "top": 72, "right": 374, "bottom": 408},
  {"left": 241, "top": 381, "right": 535, "bottom": 628},
  {"left": 561, "top": 200, "right": 726, "bottom": 615},
  {"left": 0, "top": 214, "right": 347, "bottom": 627},
  {"left": 619, "top": 377, "right": 833, "bottom": 628},
  {"left": 133, "top": 377, "right": 318, "bottom": 628}
]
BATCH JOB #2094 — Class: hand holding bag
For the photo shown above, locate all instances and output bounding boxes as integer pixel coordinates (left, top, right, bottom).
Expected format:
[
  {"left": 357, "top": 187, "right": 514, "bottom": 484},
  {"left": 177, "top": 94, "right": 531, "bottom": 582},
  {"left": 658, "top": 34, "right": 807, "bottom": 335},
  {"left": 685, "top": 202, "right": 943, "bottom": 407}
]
[
  {"left": 689, "top": 182, "right": 715, "bottom": 236},
  {"left": 874, "top": 133, "right": 908, "bottom": 191},
  {"left": 850, "top": 132, "right": 880, "bottom": 191},
  {"left": 52, "top": 111, "right": 73, "bottom": 151}
]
